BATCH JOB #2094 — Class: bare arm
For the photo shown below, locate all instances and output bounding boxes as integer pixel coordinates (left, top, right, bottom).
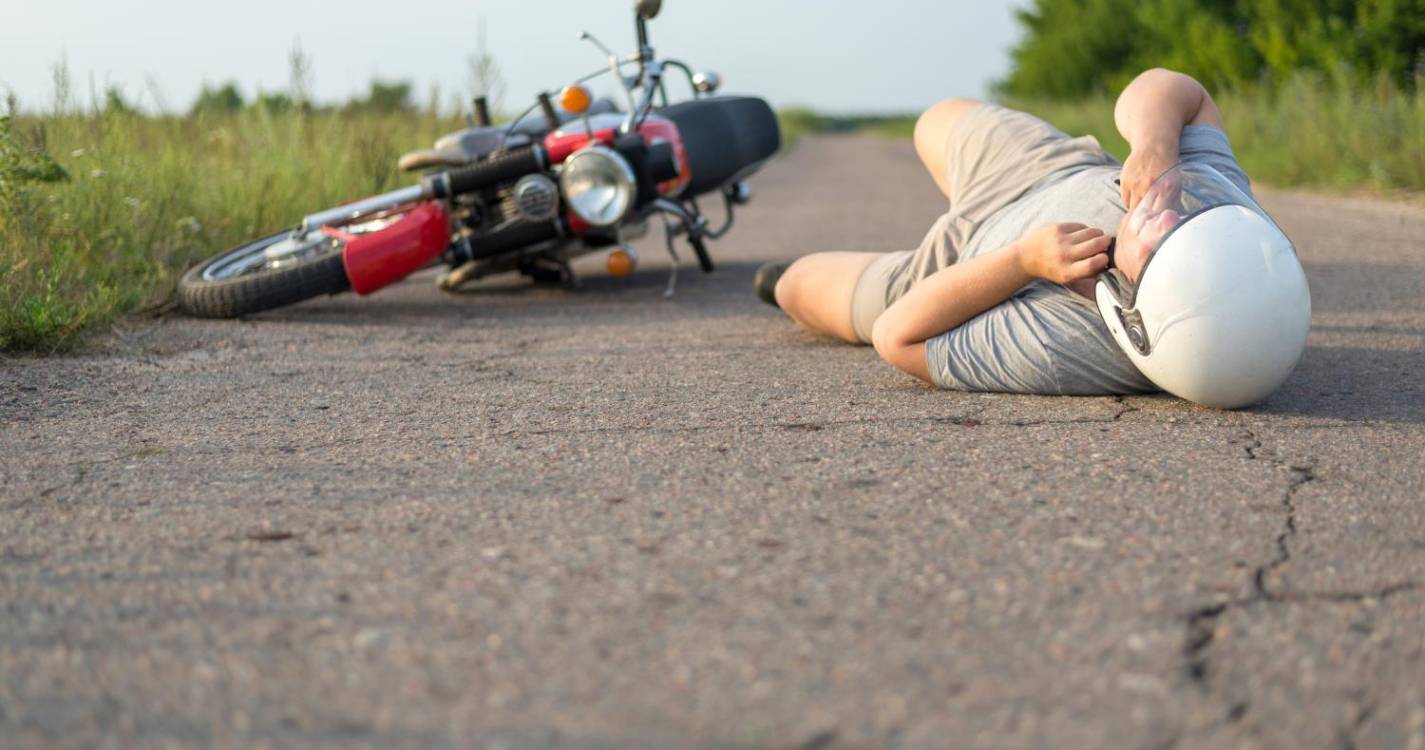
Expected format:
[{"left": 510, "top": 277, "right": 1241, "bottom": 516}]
[
  {"left": 872, "top": 224, "right": 1110, "bottom": 383},
  {"left": 1114, "top": 68, "right": 1223, "bottom": 208}
]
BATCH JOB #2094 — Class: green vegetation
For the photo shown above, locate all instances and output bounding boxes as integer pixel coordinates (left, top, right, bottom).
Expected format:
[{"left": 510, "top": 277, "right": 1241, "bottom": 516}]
[
  {"left": 790, "top": 0, "right": 1425, "bottom": 195},
  {"left": 0, "top": 106, "right": 463, "bottom": 350},
  {"left": 778, "top": 108, "right": 917, "bottom": 146},
  {"left": 1000, "top": 73, "right": 1423, "bottom": 192},
  {"left": 985, "top": 0, "right": 1425, "bottom": 191},
  {"left": 1000, "top": 0, "right": 1425, "bottom": 98},
  {"left": 790, "top": 73, "right": 1425, "bottom": 194}
]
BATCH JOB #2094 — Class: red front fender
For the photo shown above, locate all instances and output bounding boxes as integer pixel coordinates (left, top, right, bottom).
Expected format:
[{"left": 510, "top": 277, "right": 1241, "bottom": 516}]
[{"left": 330, "top": 201, "right": 451, "bottom": 295}]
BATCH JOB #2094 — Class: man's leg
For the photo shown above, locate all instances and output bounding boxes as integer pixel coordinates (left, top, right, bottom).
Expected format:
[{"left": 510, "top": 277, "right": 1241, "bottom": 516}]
[
  {"left": 770, "top": 99, "right": 984, "bottom": 345},
  {"left": 913, "top": 98, "right": 981, "bottom": 200},
  {"left": 773, "top": 251, "right": 881, "bottom": 344}
]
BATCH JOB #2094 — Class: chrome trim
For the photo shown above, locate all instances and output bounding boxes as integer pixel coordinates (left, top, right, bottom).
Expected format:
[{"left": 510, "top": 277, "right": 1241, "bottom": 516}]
[
  {"left": 647, "top": 197, "right": 703, "bottom": 230},
  {"left": 579, "top": 31, "right": 640, "bottom": 119},
  {"left": 700, "top": 193, "right": 736, "bottom": 240},
  {"left": 560, "top": 145, "right": 637, "bottom": 227},
  {"left": 297, "top": 184, "right": 428, "bottom": 236},
  {"left": 623, "top": 59, "right": 663, "bottom": 133},
  {"left": 510, "top": 174, "right": 559, "bottom": 222},
  {"left": 659, "top": 214, "right": 682, "bottom": 298},
  {"left": 691, "top": 71, "right": 721, "bottom": 94}
]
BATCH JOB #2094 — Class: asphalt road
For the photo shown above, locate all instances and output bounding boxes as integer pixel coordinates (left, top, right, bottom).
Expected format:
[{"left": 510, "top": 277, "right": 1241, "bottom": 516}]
[{"left": 3, "top": 135, "right": 1424, "bottom": 750}]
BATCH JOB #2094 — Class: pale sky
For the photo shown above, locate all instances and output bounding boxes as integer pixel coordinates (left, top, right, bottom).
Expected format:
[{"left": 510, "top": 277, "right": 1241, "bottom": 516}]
[{"left": 0, "top": 1, "right": 1026, "bottom": 115}]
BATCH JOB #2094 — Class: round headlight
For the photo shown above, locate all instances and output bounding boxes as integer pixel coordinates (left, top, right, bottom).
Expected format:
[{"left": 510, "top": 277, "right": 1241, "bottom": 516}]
[{"left": 560, "top": 145, "right": 636, "bottom": 227}]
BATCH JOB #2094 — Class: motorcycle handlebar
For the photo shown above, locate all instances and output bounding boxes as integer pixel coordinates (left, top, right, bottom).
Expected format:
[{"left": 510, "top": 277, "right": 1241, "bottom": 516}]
[{"left": 425, "top": 146, "right": 546, "bottom": 198}]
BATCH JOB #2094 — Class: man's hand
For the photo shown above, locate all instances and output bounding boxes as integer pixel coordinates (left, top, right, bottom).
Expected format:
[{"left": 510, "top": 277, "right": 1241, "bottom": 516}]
[
  {"left": 1114, "top": 69, "right": 1224, "bottom": 209},
  {"left": 1017, "top": 223, "right": 1111, "bottom": 286},
  {"left": 1120, "top": 142, "right": 1177, "bottom": 210}
]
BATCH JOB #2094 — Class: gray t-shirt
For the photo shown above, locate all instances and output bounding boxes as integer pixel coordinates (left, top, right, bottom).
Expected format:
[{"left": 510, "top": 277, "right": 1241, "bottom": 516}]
[{"left": 925, "top": 125, "right": 1253, "bottom": 394}]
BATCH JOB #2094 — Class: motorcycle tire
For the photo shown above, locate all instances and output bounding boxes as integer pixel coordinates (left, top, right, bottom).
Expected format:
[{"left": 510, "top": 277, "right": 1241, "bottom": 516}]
[{"left": 178, "top": 230, "right": 351, "bottom": 318}]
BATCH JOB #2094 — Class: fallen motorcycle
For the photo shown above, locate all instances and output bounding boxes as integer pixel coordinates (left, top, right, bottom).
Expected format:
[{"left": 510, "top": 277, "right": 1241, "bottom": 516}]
[{"left": 178, "top": 0, "right": 780, "bottom": 318}]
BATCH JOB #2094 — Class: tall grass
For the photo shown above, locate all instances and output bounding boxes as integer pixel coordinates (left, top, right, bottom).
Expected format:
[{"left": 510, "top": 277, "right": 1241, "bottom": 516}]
[
  {"left": 1008, "top": 71, "right": 1425, "bottom": 193},
  {"left": 790, "top": 73, "right": 1425, "bottom": 196},
  {"left": 1, "top": 108, "right": 463, "bottom": 350}
]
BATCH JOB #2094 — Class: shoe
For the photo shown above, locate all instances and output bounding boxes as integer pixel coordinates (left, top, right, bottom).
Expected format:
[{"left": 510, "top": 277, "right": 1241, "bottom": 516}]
[{"left": 754, "top": 262, "right": 788, "bottom": 308}]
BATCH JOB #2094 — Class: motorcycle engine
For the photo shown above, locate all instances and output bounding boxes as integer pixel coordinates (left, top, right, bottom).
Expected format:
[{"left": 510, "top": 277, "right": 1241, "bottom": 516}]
[{"left": 502, "top": 175, "right": 560, "bottom": 223}]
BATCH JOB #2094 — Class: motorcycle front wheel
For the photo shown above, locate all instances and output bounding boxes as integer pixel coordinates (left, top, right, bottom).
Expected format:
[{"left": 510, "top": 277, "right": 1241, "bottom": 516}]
[{"left": 178, "top": 230, "right": 351, "bottom": 318}]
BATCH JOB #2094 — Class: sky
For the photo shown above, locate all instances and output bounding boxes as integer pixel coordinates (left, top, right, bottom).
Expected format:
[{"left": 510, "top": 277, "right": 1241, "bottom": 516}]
[{"left": 0, "top": 0, "right": 1026, "bottom": 115}]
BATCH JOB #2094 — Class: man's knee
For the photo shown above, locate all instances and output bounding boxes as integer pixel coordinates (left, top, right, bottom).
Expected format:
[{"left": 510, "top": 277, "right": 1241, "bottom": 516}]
[
  {"left": 913, "top": 98, "right": 980, "bottom": 166},
  {"left": 773, "top": 256, "right": 811, "bottom": 313}
]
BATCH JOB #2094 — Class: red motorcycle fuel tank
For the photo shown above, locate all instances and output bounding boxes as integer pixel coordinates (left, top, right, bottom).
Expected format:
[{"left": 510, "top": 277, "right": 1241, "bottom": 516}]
[{"left": 331, "top": 201, "right": 451, "bottom": 295}]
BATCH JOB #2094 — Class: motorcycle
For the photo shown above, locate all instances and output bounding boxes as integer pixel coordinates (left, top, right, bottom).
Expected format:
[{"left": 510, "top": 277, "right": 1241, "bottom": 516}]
[{"left": 177, "top": 0, "right": 781, "bottom": 318}]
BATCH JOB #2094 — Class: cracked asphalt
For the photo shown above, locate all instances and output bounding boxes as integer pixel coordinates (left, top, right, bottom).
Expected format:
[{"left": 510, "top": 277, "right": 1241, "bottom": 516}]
[{"left": 3, "top": 134, "right": 1424, "bottom": 749}]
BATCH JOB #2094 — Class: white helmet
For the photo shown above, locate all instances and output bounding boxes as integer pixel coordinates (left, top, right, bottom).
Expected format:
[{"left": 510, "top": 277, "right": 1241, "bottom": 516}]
[{"left": 1094, "top": 163, "right": 1311, "bottom": 409}]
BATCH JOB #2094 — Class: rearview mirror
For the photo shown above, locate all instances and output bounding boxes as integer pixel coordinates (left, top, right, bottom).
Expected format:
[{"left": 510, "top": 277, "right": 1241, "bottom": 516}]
[{"left": 635, "top": 0, "right": 662, "bottom": 19}]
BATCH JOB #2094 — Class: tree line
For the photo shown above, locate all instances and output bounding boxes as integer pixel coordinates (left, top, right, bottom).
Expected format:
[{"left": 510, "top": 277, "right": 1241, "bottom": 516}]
[
  {"left": 186, "top": 79, "right": 416, "bottom": 116},
  {"left": 999, "top": 0, "right": 1425, "bottom": 98},
  {"left": 15, "top": 31, "right": 504, "bottom": 119}
]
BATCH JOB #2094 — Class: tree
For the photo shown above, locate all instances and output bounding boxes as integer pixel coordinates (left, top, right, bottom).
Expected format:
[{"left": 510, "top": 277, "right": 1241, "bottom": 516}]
[
  {"left": 345, "top": 80, "right": 414, "bottom": 113},
  {"left": 998, "top": 0, "right": 1425, "bottom": 98},
  {"left": 103, "top": 85, "right": 135, "bottom": 115},
  {"left": 998, "top": 0, "right": 1145, "bottom": 98},
  {"left": 253, "top": 91, "right": 295, "bottom": 114},
  {"left": 190, "top": 82, "right": 245, "bottom": 115}
]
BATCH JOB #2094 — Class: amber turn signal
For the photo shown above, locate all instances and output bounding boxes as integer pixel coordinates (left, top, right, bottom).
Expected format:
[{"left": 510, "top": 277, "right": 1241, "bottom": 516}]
[
  {"left": 560, "top": 85, "right": 592, "bottom": 115},
  {"left": 606, "top": 247, "right": 637, "bottom": 276}
]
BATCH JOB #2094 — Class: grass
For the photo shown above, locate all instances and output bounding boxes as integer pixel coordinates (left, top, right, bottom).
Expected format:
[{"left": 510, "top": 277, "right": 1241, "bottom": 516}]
[
  {"left": 964, "top": 73, "right": 1425, "bottom": 194},
  {"left": 1, "top": 109, "right": 463, "bottom": 350},
  {"left": 5, "top": 71, "right": 1425, "bottom": 351},
  {"left": 790, "top": 73, "right": 1425, "bottom": 197},
  {"left": 778, "top": 107, "right": 916, "bottom": 146}
]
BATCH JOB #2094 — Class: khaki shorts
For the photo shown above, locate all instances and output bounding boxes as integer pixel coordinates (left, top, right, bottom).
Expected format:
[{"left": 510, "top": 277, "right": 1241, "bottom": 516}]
[{"left": 849, "top": 103, "right": 1116, "bottom": 343}]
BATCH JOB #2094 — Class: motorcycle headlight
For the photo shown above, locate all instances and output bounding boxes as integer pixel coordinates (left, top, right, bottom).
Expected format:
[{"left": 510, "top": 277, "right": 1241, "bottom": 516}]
[{"left": 560, "top": 145, "right": 637, "bottom": 227}]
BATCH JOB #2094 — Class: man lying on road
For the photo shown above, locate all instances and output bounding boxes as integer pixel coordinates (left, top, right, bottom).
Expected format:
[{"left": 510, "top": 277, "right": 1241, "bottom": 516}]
[{"left": 756, "top": 68, "right": 1310, "bottom": 408}]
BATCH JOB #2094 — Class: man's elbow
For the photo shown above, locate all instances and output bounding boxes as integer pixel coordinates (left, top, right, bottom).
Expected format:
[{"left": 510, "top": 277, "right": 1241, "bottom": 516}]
[
  {"left": 870, "top": 316, "right": 900, "bottom": 361},
  {"left": 1117, "top": 68, "right": 1213, "bottom": 130},
  {"left": 1135, "top": 67, "right": 1195, "bottom": 85},
  {"left": 1138, "top": 68, "right": 1211, "bottom": 100},
  {"left": 871, "top": 317, "right": 933, "bottom": 383}
]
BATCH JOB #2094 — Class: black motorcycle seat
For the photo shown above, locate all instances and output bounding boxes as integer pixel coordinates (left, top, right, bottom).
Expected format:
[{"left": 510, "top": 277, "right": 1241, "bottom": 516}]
[{"left": 659, "top": 95, "right": 781, "bottom": 197}]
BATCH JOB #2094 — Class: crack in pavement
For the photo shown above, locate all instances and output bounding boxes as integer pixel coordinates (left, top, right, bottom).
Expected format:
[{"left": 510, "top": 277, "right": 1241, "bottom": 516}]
[
  {"left": 1010, "top": 395, "right": 1140, "bottom": 426},
  {"left": 1253, "top": 462, "right": 1316, "bottom": 600},
  {"left": 1182, "top": 579, "right": 1422, "bottom": 692},
  {"left": 1175, "top": 430, "right": 1422, "bottom": 738},
  {"left": 3, "top": 459, "right": 108, "bottom": 512},
  {"left": 497, "top": 404, "right": 1150, "bottom": 438},
  {"left": 1334, "top": 695, "right": 1376, "bottom": 750},
  {"left": 501, "top": 413, "right": 985, "bottom": 438},
  {"left": 1181, "top": 431, "right": 1315, "bottom": 694},
  {"left": 495, "top": 396, "right": 1142, "bottom": 439},
  {"left": 1182, "top": 602, "right": 1228, "bottom": 684}
]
